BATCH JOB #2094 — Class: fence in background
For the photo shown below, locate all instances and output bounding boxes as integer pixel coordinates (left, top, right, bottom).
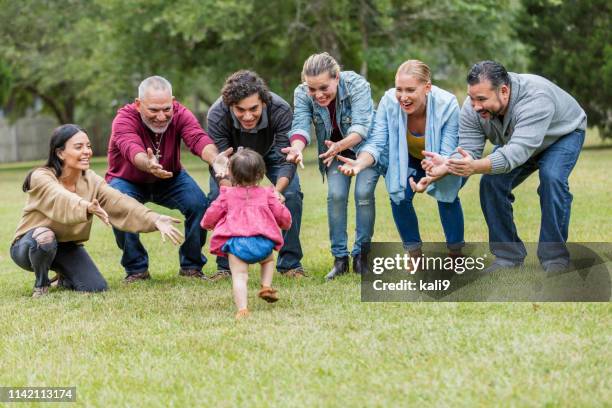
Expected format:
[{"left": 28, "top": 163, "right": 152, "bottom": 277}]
[{"left": 0, "top": 116, "right": 57, "bottom": 163}]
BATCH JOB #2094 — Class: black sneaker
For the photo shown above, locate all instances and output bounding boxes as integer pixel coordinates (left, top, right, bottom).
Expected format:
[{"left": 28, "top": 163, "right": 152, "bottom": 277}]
[
  {"left": 543, "top": 262, "right": 569, "bottom": 275},
  {"left": 352, "top": 253, "right": 369, "bottom": 275},
  {"left": 325, "top": 256, "right": 349, "bottom": 280}
]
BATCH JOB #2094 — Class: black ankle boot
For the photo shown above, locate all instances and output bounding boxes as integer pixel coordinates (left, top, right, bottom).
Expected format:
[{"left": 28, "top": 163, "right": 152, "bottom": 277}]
[
  {"left": 325, "top": 256, "right": 349, "bottom": 280},
  {"left": 352, "top": 253, "right": 369, "bottom": 275}
]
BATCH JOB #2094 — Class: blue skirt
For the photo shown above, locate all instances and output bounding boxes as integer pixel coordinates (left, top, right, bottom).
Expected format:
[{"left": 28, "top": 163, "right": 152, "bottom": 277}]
[{"left": 222, "top": 236, "right": 275, "bottom": 264}]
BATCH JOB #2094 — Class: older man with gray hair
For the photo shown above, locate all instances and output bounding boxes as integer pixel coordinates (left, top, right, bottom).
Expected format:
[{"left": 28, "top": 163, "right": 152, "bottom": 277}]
[{"left": 106, "top": 75, "right": 228, "bottom": 282}]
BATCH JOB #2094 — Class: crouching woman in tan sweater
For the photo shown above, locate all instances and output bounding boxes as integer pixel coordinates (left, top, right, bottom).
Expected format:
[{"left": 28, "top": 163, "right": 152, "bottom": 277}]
[{"left": 11, "top": 124, "right": 184, "bottom": 297}]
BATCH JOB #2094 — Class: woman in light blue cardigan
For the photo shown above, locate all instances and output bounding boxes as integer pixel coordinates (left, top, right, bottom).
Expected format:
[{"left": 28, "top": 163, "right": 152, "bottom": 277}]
[{"left": 338, "top": 60, "right": 465, "bottom": 258}]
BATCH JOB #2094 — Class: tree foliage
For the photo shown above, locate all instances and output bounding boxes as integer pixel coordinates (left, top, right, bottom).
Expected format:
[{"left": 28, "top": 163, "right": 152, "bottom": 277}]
[
  {"left": 0, "top": 0, "right": 527, "bottom": 147},
  {"left": 0, "top": 0, "right": 108, "bottom": 123},
  {"left": 516, "top": 0, "right": 612, "bottom": 138}
]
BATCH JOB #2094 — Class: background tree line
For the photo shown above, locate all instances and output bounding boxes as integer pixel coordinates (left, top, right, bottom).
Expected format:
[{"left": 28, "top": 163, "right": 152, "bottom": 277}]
[{"left": 0, "top": 0, "right": 609, "bottom": 152}]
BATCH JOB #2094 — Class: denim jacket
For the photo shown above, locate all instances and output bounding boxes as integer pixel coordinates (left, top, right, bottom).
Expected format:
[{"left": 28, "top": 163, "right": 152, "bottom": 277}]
[
  {"left": 359, "top": 86, "right": 462, "bottom": 204},
  {"left": 289, "top": 71, "right": 374, "bottom": 176}
]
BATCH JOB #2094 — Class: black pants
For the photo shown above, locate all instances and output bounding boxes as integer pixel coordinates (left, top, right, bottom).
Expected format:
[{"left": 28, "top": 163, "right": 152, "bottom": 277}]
[{"left": 10, "top": 229, "right": 107, "bottom": 292}]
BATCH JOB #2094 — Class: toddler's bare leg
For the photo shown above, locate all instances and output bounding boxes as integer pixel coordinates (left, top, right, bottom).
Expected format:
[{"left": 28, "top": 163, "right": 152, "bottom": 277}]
[
  {"left": 229, "top": 254, "right": 249, "bottom": 311},
  {"left": 259, "top": 254, "right": 275, "bottom": 288},
  {"left": 258, "top": 254, "right": 279, "bottom": 303}
]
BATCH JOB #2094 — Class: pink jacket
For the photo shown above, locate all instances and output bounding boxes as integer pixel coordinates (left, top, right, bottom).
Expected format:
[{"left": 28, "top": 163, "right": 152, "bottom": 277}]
[{"left": 201, "top": 186, "right": 292, "bottom": 257}]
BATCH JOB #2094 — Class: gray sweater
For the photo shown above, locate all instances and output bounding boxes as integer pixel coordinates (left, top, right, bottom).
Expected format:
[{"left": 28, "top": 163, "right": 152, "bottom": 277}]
[{"left": 459, "top": 73, "right": 587, "bottom": 174}]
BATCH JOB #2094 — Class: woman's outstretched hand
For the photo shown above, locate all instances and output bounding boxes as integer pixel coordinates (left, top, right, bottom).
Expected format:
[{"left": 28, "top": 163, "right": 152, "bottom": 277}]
[
  {"left": 336, "top": 155, "right": 362, "bottom": 176},
  {"left": 409, "top": 176, "right": 432, "bottom": 193},
  {"left": 319, "top": 140, "right": 341, "bottom": 167},
  {"left": 422, "top": 151, "right": 449, "bottom": 178},
  {"left": 87, "top": 199, "right": 110, "bottom": 226},
  {"left": 154, "top": 215, "right": 185, "bottom": 245},
  {"left": 281, "top": 145, "right": 305, "bottom": 169}
]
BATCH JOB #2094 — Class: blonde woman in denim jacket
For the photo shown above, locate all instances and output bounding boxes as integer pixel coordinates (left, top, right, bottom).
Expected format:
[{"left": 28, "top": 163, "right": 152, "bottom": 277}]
[
  {"left": 287, "top": 52, "right": 380, "bottom": 280},
  {"left": 337, "top": 60, "right": 465, "bottom": 263}
]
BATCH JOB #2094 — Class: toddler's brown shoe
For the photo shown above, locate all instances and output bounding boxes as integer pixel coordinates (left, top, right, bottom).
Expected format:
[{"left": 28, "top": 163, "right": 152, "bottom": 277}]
[{"left": 258, "top": 286, "right": 279, "bottom": 303}]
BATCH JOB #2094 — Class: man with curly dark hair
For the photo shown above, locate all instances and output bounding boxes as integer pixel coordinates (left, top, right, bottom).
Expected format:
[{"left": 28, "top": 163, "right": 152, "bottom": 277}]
[{"left": 206, "top": 70, "right": 305, "bottom": 279}]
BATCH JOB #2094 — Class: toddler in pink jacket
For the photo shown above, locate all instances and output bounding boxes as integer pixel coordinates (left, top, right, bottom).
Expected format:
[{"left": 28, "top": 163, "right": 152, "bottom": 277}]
[{"left": 201, "top": 148, "right": 292, "bottom": 319}]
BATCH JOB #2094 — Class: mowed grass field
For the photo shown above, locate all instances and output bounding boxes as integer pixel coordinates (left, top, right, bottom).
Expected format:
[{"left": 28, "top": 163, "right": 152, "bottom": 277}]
[{"left": 0, "top": 133, "right": 610, "bottom": 407}]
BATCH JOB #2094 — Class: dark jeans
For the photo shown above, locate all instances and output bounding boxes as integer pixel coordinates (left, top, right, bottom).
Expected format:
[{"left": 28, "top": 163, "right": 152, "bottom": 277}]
[
  {"left": 390, "top": 154, "right": 465, "bottom": 251},
  {"left": 10, "top": 229, "right": 107, "bottom": 292},
  {"left": 480, "top": 129, "right": 585, "bottom": 267},
  {"left": 208, "top": 165, "right": 304, "bottom": 272},
  {"left": 109, "top": 170, "right": 209, "bottom": 275}
]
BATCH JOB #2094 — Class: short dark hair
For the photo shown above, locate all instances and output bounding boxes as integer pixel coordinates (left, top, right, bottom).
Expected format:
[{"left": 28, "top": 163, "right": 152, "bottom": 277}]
[
  {"left": 22, "top": 124, "right": 86, "bottom": 192},
  {"left": 221, "top": 70, "right": 271, "bottom": 107},
  {"left": 229, "top": 148, "right": 266, "bottom": 186},
  {"left": 466, "top": 60, "right": 511, "bottom": 89}
]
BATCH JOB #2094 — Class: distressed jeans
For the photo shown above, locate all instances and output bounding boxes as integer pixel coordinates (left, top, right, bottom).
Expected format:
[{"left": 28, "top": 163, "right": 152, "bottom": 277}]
[
  {"left": 11, "top": 229, "right": 107, "bottom": 292},
  {"left": 326, "top": 157, "right": 380, "bottom": 258}
]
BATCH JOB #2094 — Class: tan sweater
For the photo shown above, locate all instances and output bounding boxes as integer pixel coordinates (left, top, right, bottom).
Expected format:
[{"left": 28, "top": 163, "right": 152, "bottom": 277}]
[{"left": 13, "top": 168, "right": 159, "bottom": 244}]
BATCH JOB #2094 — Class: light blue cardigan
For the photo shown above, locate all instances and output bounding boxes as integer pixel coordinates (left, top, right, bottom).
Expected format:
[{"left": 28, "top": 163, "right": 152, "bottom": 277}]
[{"left": 360, "top": 85, "right": 462, "bottom": 204}]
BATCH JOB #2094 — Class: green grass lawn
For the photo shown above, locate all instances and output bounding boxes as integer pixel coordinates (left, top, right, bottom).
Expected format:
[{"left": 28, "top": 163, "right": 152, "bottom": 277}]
[{"left": 0, "top": 133, "right": 610, "bottom": 407}]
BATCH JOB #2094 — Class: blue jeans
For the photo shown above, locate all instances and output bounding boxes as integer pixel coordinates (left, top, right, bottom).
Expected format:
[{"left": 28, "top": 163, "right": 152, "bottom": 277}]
[
  {"left": 326, "top": 157, "right": 380, "bottom": 258},
  {"left": 390, "top": 155, "right": 465, "bottom": 251},
  {"left": 209, "top": 165, "right": 303, "bottom": 272},
  {"left": 480, "top": 129, "right": 585, "bottom": 267},
  {"left": 109, "top": 170, "right": 209, "bottom": 275}
]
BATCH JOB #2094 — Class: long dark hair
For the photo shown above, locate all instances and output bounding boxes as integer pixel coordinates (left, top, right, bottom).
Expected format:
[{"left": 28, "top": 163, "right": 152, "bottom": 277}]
[{"left": 22, "top": 124, "right": 86, "bottom": 192}]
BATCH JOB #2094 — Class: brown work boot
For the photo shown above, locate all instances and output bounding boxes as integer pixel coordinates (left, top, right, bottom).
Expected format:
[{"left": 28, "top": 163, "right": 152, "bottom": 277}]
[
  {"left": 208, "top": 269, "right": 231, "bottom": 281},
  {"left": 178, "top": 268, "right": 208, "bottom": 279},
  {"left": 281, "top": 267, "right": 308, "bottom": 278},
  {"left": 123, "top": 271, "right": 151, "bottom": 283},
  {"left": 258, "top": 286, "right": 279, "bottom": 303}
]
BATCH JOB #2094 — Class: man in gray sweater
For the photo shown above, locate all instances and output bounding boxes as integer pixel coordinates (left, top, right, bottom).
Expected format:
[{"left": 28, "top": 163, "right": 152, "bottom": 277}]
[{"left": 427, "top": 60, "right": 586, "bottom": 272}]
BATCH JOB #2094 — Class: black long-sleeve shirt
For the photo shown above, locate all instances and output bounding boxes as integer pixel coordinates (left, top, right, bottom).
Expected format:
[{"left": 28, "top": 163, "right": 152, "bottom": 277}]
[{"left": 206, "top": 92, "right": 296, "bottom": 181}]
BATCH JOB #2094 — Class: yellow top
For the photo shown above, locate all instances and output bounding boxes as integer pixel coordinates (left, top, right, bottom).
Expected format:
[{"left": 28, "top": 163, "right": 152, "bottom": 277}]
[{"left": 407, "top": 129, "right": 425, "bottom": 159}]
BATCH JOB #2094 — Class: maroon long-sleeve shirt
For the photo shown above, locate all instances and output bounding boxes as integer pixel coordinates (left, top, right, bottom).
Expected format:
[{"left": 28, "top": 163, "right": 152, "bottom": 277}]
[{"left": 105, "top": 101, "right": 213, "bottom": 184}]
